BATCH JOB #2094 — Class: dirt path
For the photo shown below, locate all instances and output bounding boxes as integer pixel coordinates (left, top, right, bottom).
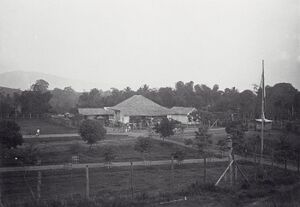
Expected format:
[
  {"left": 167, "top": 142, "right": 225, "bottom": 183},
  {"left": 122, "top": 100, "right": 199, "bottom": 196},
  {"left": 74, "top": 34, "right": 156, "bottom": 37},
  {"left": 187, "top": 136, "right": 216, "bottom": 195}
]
[{"left": 0, "top": 157, "right": 228, "bottom": 173}]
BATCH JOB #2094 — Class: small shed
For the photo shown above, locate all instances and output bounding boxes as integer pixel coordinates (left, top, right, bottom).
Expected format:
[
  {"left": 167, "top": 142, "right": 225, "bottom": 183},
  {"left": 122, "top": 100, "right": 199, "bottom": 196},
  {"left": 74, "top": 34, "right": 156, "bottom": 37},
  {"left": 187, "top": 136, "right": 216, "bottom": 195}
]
[
  {"left": 167, "top": 107, "right": 197, "bottom": 124},
  {"left": 78, "top": 108, "right": 114, "bottom": 124}
]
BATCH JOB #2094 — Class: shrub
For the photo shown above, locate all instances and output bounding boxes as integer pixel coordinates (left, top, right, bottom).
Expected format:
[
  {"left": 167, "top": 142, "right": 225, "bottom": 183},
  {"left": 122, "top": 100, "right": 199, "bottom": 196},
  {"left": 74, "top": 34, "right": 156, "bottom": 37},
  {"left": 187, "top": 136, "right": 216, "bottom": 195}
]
[
  {"left": 172, "top": 149, "right": 186, "bottom": 164},
  {"left": 79, "top": 119, "right": 106, "bottom": 149},
  {"left": 184, "top": 138, "right": 193, "bottom": 145},
  {"left": 103, "top": 146, "right": 116, "bottom": 168},
  {"left": 0, "top": 120, "right": 23, "bottom": 149}
]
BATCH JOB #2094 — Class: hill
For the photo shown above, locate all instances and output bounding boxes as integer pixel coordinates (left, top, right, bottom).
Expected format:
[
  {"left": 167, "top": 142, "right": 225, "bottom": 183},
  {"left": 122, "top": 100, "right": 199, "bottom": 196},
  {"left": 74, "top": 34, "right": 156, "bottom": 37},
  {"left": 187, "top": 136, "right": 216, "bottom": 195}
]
[{"left": 0, "top": 71, "right": 99, "bottom": 91}]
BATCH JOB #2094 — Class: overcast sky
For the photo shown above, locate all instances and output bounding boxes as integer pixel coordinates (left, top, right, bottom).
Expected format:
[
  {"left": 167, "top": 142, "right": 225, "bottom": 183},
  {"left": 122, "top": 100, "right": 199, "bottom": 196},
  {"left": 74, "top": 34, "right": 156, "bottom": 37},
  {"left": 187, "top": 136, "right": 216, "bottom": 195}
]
[{"left": 0, "top": 0, "right": 299, "bottom": 91}]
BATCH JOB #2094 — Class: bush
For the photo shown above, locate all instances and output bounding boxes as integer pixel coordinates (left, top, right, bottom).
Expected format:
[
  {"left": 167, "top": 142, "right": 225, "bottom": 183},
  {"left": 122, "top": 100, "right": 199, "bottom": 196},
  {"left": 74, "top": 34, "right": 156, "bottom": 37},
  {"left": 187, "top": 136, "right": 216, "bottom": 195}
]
[
  {"left": 172, "top": 149, "right": 186, "bottom": 164},
  {"left": 79, "top": 119, "right": 106, "bottom": 148},
  {"left": 103, "top": 146, "right": 116, "bottom": 168},
  {"left": 0, "top": 120, "right": 23, "bottom": 149},
  {"left": 184, "top": 138, "right": 193, "bottom": 145}
]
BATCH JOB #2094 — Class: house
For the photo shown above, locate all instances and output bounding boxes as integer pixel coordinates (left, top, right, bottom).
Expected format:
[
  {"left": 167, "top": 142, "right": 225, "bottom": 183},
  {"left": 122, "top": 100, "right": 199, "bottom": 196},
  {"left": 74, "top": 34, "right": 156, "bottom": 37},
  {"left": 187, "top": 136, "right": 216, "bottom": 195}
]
[
  {"left": 255, "top": 118, "right": 273, "bottom": 131},
  {"left": 78, "top": 108, "right": 114, "bottom": 123},
  {"left": 167, "top": 107, "right": 197, "bottom": 124},
  {"left": 109, "top": 95, "right": 169, "bottom": 126}
]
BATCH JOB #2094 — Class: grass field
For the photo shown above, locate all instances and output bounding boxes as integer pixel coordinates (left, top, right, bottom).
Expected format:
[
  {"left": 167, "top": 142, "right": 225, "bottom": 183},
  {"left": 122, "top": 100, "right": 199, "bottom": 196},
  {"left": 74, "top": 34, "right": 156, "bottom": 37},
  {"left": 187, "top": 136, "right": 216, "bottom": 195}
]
[
  {"left": 19, "top": 137, "right": 199, "bottom": 165},
  {"left": 0, "top": 162, "right": 228, "bottom": 205},
  {"left": 2, "top": 161, "right": 299, "bottom": 207},
  {"left": 16, "top": 119, "right": 78, "bottom": 135}
]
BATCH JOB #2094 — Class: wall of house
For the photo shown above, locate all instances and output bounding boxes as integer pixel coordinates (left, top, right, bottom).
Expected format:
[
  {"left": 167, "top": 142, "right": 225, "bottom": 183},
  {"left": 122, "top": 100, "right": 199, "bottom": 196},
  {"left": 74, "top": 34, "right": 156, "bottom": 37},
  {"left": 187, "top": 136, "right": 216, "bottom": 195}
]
[
  {"left": 167, "top": 115, "right": 189, "bottom": 124},
  {"left": 121, "top": 115, "right": 130, "bottom": 124}
]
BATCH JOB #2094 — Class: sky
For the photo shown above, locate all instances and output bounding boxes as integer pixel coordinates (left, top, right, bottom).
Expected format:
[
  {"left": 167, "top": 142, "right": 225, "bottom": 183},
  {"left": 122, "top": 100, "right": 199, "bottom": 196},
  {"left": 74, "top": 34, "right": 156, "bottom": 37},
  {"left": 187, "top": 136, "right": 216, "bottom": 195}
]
[{"left": 0, "top": 0, "right": 299, "bottom": 91}]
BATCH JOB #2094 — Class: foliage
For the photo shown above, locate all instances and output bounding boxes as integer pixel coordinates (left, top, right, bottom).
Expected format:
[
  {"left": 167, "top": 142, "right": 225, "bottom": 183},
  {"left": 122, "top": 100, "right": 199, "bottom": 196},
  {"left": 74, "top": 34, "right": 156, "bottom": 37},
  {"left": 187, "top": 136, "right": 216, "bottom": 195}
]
[
  {"left": 18, "top": 144, "right": 41, "bottom": 165},
  {"left": 0, "top": 120, "right": 23, "bottom": 149},
  {"left": 50, "top": 87, "right": 79, "bottom": 113},
  {"left": 274, "top": 134, "right": 293, "bottom": 163},
  {"left": 225, "top": 121, "right": 246, "bottom": 155},
  {"left": 103, "top": 146, "right": 116, "bottom": 166},
  {"left": 79, "top": 119, "right": 106, "bottom": 148},
  {"left": 1, "top": 144, "right": 40, "bottom": 166},
  {"left": 184, "top": 138, "right": 193, "bottom": 145},
  {"left": 194, "top": 126, "right": 211, "bottom": 154},
  {"left": 2, "top": 79, "right": 300, "bottom": 122},
  {"left": 134, "top": 137, "right": 153, "bottom": 162},
  {"left": 16, "top": 88, "right": 52, "bottom": 115},
  {"left": 134, "top": 137, "right": 152, "bottom": 154},
  {"left": 172, "top": 149, "right": 186, "bottom": 164},
  {"left": 153, "top": 118, "right": 175, "bottom": 140},
  {"left": 30, "top": 79, "right": 49, "bottom": 92}
]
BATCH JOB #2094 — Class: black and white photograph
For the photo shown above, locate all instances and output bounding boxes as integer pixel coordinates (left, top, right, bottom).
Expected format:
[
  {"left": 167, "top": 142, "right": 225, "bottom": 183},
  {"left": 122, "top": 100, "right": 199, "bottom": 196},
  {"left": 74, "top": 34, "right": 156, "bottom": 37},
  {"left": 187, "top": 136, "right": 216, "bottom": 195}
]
[{"left": 0, "top": 0, "right": 300, "bottom": 206}]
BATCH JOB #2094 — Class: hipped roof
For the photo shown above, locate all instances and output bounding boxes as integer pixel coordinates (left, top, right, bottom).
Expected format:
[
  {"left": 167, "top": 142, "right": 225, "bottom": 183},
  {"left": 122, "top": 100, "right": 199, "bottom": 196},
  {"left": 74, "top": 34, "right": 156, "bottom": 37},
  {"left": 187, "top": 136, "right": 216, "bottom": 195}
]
[
  {"left": 78, "top": 108, "right": 114, "bottom": 116},
  {"left": 110, "top": 95, "right": 170, "bottom": 116}
]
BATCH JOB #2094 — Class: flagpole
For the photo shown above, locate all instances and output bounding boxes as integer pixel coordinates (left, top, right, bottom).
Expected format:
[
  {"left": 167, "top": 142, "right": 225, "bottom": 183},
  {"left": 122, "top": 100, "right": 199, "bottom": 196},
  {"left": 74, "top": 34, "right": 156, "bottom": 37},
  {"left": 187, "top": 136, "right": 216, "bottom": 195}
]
[{"left": 260, "top": 60, "right": 265, "bottom": 165}]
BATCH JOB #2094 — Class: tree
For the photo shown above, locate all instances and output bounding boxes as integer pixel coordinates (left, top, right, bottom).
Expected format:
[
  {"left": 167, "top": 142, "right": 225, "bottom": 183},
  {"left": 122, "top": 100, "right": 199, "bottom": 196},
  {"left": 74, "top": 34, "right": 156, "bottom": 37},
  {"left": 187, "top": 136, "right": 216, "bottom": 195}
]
[
  {"left": 153, "top": 118, "right": 175, "bottom": 141},
  {"left": 17, "top": 80, "right": 53, "bottom": 115},
  {"left": 194, "top": 126, "right": 212, "bottom": 182},
  {"left": 0, "top": 120, "right": 23, "bottom": 149},
  {"left": 50, "top": 87, "right": 79, "bottom": 113},
  {"left": 30, "top": 79, "right": 49, "bottom": 93},
  {"left": 79, "top": 119, "right": 106, "bottom": 149},
  {"left": 103, "top": 146, "right": 116, "bottom": 169},
  {"left": 134, "top": 137, "right": 153, "bottom": 165},
  {"left": 172, "top": 149, "right": 186, "bottom": 165},
  {"left": 225, "top": 121, "right": 246, "bottom": 156},
  {"left": 274, "top": 135, "right": 292, "bottom": 172}
]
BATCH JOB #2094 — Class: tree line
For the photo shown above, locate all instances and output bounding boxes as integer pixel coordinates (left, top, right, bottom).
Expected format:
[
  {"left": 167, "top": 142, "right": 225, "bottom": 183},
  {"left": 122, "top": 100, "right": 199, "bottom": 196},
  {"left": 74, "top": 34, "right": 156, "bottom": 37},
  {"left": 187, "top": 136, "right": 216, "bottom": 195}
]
[{"left": 1, "top": 79, "right": 300, "bottom": 121}]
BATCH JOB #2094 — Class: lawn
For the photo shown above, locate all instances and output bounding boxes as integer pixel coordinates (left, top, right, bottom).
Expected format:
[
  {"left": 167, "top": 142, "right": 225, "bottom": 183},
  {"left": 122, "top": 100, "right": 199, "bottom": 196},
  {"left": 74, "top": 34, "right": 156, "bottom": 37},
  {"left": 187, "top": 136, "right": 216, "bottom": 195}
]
[
  {"left": 20, "top": 137, "right": 200, "bottom": 165},
  {"left": 16, "top": 119, "right": 78, "bottom": 135},
  {"left": 2, "top": 161, "right": 299, "bottom": 207},
  {"left": 1, "top": 162, "right": 228, "bottom": 205}
]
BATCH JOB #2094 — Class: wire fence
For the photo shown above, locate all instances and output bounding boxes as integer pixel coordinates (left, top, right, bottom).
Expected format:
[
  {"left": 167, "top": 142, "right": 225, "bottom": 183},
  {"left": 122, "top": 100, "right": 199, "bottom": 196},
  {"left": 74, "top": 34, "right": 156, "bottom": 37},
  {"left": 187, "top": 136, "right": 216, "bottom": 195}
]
[
  {"left": 1, "top": 153, "right": 299, "bottom": 206},
  {"left": 0, "top": 158, "right": 250, "bottom": 206}
]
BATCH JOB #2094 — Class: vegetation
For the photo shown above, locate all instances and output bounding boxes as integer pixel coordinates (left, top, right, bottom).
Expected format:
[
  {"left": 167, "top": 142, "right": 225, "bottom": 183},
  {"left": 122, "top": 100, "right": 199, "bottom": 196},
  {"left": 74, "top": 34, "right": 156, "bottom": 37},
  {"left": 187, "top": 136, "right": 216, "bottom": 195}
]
[
  {"left": 15, "top": 79, "right": 52, "bottom": 115},
  {"left": 0, "top": 120, "right": 23, "bottom": 149},
  {"left": 78, "top": 119, "right": 107, "bottom": 149},
  {"left": 103, "top": 146, "right": 116, "bottom": 168},
  {"left": 153, "top": 118, "right": 175, "bottom": 141},
  {"left": 172, "top": 149, "right": 186, "bottom": 165},
  {"left": 134, "top": 137, "right": 153, "bottom": 164},
  {"left": 194, "top": 126, "right": 212, "bottom": 182}
]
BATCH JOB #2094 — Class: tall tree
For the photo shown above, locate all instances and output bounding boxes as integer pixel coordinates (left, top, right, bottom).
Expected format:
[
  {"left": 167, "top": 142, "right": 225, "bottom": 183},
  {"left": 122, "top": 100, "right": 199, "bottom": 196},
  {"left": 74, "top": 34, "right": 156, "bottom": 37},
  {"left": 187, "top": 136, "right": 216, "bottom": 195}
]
[
  {"left": 0, "top": 120, "right": 23, "bottom": 149},
  {"left": 154, "top": 118, "right": 175, "bottom": 141},
  {"left": 194, "top": 126, "right": 212, "bottom": 182}
]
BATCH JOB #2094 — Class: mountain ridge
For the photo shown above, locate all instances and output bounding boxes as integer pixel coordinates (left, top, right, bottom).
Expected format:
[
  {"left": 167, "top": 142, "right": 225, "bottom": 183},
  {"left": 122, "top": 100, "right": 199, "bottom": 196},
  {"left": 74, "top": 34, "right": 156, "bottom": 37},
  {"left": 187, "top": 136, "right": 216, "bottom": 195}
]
[{"left": 0, "top": 71, "right": 100, "bottom": 91}]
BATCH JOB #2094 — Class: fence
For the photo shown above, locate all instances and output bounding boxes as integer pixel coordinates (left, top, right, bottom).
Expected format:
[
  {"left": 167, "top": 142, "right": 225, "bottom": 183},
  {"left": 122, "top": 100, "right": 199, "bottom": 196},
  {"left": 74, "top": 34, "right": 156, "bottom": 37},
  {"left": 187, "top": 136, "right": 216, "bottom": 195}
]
[{"left": 0, "top": 159, "right": 236, "bottom": 206}]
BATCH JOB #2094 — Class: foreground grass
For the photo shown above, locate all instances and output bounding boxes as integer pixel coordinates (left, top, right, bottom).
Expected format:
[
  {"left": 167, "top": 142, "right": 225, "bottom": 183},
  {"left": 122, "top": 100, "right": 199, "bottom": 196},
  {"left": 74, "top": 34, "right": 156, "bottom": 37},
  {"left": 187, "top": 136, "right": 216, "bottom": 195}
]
[
  {"left": 2, "top": 162, "right": 299, "bottom": 207},
  {"left": 20, "top": 138, "right": 199, "bottom": 165}
]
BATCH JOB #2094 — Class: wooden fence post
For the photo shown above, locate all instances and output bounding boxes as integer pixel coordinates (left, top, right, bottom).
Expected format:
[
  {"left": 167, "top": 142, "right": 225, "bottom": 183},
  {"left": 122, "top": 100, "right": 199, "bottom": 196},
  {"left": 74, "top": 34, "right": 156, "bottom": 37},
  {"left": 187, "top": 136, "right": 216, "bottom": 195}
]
[
  {"left": 297, "top": 152, "right": 299, "bottom": 174},
  {"left": 234, "top": 163, "right": 238, "bottom": 183},
  {"left": 130, "top": 162, "right": 134, "bottom": 199},
  {"left": 86, "top": 165, "right": 89, "bottom": 199},
  {"left": 204, "top": 155, "right": 207, "bottom": 183},
  {"left": 271, "top": 150, "right": 274, "bottom": 168},
  {"left": 37, "top": 171, "right": 42, "bottom": 201},
  {"left": 171, "top": 156, "right": 174, "bottom": 192}
]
